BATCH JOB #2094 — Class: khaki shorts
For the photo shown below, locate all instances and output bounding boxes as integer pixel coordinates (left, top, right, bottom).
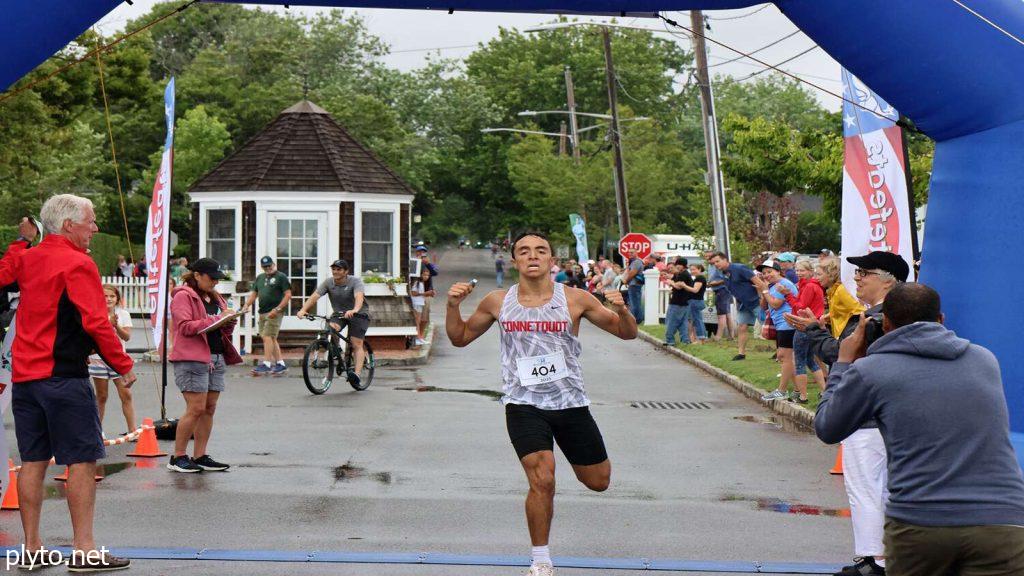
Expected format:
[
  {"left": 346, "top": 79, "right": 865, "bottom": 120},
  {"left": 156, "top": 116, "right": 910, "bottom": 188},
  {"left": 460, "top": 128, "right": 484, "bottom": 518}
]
[{"left": 258, "top": 312, "right": 282, "bottom": 337}]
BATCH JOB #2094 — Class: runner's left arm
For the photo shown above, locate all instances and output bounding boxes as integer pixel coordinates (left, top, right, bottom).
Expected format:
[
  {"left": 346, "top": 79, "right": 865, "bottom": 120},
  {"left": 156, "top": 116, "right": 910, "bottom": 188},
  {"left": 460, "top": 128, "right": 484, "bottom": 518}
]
[{"left": 580, "top": 288, "right": 637, "bottom": 340}]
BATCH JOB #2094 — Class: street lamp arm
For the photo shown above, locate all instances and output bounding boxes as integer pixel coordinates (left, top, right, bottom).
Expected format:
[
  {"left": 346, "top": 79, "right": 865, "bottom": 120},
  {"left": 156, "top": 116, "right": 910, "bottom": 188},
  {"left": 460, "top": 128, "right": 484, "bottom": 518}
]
[
  {"left": 519, "top": 109, "right": 613, "bottom": 120},
  {"left": 480, "top": 128, "right": 574, "bottom": 142}
]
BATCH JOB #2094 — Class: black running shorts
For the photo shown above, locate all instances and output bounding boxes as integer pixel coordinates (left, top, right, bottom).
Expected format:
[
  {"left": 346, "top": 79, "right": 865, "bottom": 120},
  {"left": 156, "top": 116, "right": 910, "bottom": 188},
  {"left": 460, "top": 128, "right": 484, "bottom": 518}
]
[
  {"left": 776, "top": 329, "right": 795, "bottom": 349},
  {"left": 505, "top": 403, "right": 608, "bottom": 466}
]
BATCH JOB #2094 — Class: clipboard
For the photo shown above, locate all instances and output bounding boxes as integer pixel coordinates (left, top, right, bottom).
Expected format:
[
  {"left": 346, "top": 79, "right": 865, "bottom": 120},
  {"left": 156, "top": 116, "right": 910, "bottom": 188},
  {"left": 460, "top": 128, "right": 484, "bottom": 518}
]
[{"left": 198, "top": 311, "right": 241, "bottom": 334}]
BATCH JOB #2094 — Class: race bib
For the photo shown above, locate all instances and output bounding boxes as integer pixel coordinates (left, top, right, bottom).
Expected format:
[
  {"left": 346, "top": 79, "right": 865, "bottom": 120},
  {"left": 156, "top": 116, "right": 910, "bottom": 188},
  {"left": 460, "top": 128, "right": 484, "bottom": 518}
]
[{"left": 515, "top": 352, "right": 568, "bottom": 387}]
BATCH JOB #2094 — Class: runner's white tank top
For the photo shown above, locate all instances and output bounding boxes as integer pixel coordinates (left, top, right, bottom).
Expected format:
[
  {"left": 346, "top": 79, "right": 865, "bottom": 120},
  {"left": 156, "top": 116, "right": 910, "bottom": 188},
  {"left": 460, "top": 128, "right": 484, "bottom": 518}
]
[{"left": 498, "top": 283, "right": 588, "bottom": 410}]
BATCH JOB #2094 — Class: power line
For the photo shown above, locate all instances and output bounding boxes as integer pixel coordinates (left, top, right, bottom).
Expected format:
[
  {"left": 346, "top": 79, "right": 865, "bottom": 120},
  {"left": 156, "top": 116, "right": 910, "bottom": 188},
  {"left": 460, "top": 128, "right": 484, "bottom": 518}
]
[
  {"left": 709, "top": 30, "right": 802, "bottom": 67},
  {"left": 656, "top": 12, "right": 897, "bottom": 124},
  {"left": 0, "top": 0, "right": 199, "bottom": 105},
  {"left": 707, "top": 4, "right": 769, "bottom": 21},
  {"left": 735, "top": 45, "right": 820, "bottom": 81},
  {"left": 950, "top": 0, "right": 1024, "bottom": 46}
]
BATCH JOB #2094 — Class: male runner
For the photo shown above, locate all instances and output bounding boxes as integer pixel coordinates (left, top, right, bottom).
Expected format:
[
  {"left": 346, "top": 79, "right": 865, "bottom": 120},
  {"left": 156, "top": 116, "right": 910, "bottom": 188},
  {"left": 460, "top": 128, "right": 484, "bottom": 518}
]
[{"left": 446, "top": 231, "right": 637, "bottom": 576}]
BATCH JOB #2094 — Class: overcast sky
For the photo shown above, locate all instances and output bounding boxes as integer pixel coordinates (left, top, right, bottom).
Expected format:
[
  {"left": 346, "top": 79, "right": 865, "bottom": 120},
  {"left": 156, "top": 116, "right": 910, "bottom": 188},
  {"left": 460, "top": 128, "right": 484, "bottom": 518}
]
[{"left": 95, "top": 1, "right": 842, "bottom": 109}]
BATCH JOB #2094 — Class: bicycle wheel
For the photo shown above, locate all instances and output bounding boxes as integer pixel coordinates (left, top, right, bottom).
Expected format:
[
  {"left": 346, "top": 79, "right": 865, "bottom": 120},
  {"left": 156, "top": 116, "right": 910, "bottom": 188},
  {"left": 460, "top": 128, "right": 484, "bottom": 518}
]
[
  {"left": 346, "top": 340, "right": 374, "bottom": 391},
  {"left": 302, "top": 339, "right": 335, "bottom": 395}
]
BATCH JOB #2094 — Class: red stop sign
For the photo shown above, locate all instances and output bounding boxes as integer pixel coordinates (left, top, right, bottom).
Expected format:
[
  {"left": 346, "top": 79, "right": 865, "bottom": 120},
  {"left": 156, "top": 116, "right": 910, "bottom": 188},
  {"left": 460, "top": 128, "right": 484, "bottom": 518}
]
[{"left": 619, "top": 233, "right": 653, "bottom": 260}]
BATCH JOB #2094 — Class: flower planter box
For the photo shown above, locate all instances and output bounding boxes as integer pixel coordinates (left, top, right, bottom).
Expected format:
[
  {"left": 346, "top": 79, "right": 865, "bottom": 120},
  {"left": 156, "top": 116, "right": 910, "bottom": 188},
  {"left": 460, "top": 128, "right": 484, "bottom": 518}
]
[{"left": 363, "top": 282, "right": 408, "bottom": 297}]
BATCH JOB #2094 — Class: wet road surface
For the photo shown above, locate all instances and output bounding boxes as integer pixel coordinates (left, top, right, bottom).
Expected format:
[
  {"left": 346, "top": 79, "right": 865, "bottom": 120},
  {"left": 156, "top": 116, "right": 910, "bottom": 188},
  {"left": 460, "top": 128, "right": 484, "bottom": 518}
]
[{"left": 1, "top": 248, "right": 852, "bottom": 574}]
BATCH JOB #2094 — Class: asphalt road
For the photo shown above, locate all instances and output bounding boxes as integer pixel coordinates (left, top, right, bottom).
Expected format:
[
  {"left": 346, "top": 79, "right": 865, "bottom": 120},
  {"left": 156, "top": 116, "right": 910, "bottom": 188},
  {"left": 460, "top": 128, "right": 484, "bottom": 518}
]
[{"left": 0, "top": 248, "right": 853, "bottom": 575}]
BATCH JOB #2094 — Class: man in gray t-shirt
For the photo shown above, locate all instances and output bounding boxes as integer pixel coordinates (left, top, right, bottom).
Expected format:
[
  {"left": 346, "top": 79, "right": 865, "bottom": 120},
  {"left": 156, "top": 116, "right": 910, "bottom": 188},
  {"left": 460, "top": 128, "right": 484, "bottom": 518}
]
[{"left": 297, "top": 259, "right": 371, "bottom": 385}]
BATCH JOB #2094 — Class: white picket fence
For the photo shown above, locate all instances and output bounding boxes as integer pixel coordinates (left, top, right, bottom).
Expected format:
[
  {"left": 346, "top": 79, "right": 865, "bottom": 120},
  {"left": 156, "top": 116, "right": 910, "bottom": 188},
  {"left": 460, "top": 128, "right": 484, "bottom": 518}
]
[{"left": 99, "top": 277, "right": 149, "bottom": 314}]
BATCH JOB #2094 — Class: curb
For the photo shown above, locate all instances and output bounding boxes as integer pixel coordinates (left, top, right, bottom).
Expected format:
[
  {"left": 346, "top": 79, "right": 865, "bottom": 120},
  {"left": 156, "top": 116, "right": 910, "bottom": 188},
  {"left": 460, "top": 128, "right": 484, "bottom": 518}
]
[
  {"left": 141, "top": 324, "right": 435, "bottom": 368},
  {"left": 636, "top": 330, "right": 815, "bottom": 431}
]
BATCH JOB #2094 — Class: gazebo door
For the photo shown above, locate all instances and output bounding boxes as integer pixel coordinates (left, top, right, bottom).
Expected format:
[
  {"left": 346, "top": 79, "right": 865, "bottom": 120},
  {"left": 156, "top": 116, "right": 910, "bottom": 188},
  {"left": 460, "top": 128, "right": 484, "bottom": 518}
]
[{"left": 267, "top": 212, "right": 328, "bottom": 330}]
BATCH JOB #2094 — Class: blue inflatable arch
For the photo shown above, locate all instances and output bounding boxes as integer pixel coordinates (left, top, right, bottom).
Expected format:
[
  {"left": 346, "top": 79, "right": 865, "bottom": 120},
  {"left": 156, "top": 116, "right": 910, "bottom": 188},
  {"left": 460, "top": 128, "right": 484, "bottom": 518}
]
[{"left": 2, "top": 1, "right": 1023, "bottom": 446}]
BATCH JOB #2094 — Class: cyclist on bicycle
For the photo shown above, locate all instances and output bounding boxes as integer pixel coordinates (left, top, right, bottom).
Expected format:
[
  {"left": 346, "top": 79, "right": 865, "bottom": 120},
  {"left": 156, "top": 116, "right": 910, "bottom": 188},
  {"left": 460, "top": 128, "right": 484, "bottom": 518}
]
[{"left": 296, "top": 259, "right": 370, "bottom": 386}]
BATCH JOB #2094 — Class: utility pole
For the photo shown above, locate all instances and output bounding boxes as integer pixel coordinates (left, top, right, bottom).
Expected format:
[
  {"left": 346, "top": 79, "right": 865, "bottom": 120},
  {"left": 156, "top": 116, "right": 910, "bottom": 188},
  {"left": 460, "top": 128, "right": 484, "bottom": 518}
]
[
  {"left": 563, "top": 66, "right": 581, "bottom": 165},
  {"left": 559, "top": 121, "right": 568, "bottom": 156},
  {"left": 602, "top": 27, "right": 631, "bottom": 238},
  {"left": 690, "top": 10, "right": 731, "bottom": 260}
]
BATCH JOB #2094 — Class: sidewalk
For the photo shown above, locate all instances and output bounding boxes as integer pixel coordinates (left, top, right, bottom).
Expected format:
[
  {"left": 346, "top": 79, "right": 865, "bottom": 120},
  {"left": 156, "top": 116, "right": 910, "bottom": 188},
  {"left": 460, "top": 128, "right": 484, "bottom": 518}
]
[{"left": 636, "top": 326, "right": 817, "bottom": 430}]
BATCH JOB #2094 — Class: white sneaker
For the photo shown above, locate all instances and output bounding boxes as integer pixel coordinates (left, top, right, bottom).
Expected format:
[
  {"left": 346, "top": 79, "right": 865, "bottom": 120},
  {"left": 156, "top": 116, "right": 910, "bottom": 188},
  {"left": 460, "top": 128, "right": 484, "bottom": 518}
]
[
  {"left": 527, "top": 564, "right": 554, "bottom": 576},
  {"left": 415, "top": 338, "right": 426, "bottom": 346},
  {"left": 761, "top": 390, "right": 788, "bottom": 401}
]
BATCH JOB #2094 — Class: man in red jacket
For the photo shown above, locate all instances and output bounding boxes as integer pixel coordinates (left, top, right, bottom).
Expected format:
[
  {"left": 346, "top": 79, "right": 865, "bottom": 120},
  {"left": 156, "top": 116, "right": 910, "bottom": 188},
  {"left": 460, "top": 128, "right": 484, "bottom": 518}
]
[{"left": 0, "top": 195, "right": 136, "bottom": 572}]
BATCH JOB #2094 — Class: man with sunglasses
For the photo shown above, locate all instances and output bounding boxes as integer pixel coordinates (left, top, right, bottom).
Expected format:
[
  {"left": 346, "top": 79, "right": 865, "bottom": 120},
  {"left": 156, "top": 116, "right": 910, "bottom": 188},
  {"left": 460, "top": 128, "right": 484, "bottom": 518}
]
[
  {"left": 785, "top": 251, "right": 909, "bottom": 576},
  {"left": 242, "top": 256, "right": 291, "bottom": 376}
]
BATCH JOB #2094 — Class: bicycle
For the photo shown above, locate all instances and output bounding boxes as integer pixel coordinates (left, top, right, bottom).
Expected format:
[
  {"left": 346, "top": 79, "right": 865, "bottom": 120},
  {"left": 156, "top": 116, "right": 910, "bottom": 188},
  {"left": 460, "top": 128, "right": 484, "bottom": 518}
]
[{"left": 300, "top": 313, "right": 375, "bottom": 395}]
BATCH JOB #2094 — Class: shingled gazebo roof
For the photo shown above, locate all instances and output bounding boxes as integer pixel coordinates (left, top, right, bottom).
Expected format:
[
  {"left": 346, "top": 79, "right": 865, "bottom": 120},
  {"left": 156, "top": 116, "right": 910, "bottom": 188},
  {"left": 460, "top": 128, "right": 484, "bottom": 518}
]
[{"left": 189, "top": 100, "right": 415, "bottom": 195}]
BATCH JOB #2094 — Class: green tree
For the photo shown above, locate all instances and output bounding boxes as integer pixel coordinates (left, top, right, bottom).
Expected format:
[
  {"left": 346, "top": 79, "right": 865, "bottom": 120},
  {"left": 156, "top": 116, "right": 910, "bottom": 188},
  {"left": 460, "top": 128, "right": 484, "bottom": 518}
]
[{"left": 132, "top": 105, "right": 232, "bottom": 241}]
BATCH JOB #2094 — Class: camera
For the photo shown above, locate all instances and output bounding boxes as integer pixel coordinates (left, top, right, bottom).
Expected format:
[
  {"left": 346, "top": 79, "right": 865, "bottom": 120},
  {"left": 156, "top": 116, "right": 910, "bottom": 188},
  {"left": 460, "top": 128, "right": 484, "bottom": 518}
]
[{"left": 864, "top": 315, "right": 885, "bottom": 346}]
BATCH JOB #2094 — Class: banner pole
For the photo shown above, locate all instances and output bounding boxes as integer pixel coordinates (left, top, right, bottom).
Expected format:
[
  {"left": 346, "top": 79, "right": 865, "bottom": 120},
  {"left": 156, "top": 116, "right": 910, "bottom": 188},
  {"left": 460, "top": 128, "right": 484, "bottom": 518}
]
[
  {"left": 160, "top": 272, "right": 170, "bottom": 420},
  {"left": 899, "top": 116, "right": 921, "bottom": 267}
]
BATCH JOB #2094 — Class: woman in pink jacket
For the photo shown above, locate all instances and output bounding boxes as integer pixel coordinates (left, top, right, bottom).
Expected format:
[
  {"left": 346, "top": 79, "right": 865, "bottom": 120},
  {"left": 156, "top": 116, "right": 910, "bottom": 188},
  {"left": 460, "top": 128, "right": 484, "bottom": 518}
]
[{"left": 168, "top": 257, "right": 242, "bottom": 473}]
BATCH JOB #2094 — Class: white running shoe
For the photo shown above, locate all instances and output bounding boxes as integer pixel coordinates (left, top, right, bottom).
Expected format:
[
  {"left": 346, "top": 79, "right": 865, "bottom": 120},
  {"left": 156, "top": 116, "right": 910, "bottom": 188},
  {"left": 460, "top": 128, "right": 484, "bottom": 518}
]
[{"left": 527, "top": 564, "right": 554, "bottom": 576}]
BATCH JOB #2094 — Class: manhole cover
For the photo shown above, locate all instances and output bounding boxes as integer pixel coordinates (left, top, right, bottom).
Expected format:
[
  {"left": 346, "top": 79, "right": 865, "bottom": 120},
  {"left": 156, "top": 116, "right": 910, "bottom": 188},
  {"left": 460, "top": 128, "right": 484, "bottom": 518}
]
[{"left": 630, "top": 401, "right": 711, "bottom": 410}]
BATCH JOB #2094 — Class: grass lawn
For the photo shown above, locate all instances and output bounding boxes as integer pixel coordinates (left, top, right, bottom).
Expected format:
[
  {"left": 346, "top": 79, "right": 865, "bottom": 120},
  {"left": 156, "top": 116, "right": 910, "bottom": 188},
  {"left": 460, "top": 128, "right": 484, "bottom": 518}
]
[{"left": 640, "top": 324, "right": 825, "bottom": 410}]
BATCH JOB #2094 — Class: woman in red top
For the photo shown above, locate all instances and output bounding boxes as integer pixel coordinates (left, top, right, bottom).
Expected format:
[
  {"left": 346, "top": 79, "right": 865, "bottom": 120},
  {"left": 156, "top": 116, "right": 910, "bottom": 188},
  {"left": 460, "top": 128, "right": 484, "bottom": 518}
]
[{"left": 777, "top": 259, "right": 826, "bottom": 403}]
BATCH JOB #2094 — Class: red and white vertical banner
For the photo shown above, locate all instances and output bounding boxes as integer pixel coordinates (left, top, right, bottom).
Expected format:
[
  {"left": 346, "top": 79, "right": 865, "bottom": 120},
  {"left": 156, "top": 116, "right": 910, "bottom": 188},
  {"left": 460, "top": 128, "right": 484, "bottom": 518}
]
[
  {"left": 146, "top": 77, "right": 175, "bottom": 350},
  {"left": 840, "top": 69, "right": 915, "bottom": 295}
]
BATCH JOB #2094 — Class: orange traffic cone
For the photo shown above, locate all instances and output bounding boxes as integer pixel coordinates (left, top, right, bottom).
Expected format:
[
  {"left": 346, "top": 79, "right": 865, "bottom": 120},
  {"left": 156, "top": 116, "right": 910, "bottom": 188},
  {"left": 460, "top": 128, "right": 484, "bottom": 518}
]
[
  {"left": 54, "top": 466, "right": 103, "bottom": 482},
  {"left": 2, "top": 459, "right": 19, "bottom": 510},
  {"left": 128, "top": 418, "right": 166, "bottom": 458},
  {"left": 829, "top": 445, "right": 844, "bottom": 475}
]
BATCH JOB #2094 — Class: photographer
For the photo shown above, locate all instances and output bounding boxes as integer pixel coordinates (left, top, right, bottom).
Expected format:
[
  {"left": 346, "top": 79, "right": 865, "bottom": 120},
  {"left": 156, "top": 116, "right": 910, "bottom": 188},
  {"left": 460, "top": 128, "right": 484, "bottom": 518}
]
[
  {"left": 815, "top": 284, "right": 1024, "bottom": 575},
  {"left": 785, "top": 251, "right": 909, "bottom": 576}
]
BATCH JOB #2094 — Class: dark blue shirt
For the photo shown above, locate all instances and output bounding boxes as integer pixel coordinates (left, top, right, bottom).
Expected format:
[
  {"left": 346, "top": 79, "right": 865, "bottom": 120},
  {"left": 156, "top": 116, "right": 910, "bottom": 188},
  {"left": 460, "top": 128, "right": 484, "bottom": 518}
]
[
  {"left": 722, "top": 263, "right": 759, "bottom": 311},
  {"left": 784, "top": 268, "right": 799, "bottom": 284}
]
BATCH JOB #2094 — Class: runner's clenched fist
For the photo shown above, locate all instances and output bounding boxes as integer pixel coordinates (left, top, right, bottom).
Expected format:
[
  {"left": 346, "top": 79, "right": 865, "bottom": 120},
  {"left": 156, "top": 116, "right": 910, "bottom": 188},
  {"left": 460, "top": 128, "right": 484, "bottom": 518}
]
[
  {"left": 604, "top": 289, "right": 627, "bottom": 311},
  {"left": 447, "top": 282, "right": 475, "bottom": 306}
]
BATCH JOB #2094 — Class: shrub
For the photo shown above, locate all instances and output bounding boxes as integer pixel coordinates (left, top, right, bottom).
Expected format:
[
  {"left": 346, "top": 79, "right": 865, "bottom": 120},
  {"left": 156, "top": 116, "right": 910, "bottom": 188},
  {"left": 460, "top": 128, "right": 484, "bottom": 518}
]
[{"left": 0, "top": 225, "right": 143, "bottom": 277}]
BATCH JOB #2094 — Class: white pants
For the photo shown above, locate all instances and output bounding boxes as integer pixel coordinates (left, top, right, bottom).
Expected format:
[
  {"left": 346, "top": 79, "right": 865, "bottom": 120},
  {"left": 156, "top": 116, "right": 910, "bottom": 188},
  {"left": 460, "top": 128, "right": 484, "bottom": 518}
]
[{"left": 842, "top": 428, "right": 889, "bottom": 558}]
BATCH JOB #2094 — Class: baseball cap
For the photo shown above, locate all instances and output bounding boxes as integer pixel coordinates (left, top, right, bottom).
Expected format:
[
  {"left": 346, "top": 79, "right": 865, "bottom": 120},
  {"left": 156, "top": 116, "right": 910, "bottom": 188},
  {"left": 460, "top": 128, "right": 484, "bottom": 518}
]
[
  {"left": 756, "top": 259, "right": 781, "bottom": 272},
  {"left": 414, "top": 244, "right": 428, "bottom": 253},
  {"left": 846, "top": 252, "right": 910, "bottom": 282},
  {"left": 260, "top": 256, "right": 274, "bottom": 267},
  {"left": 189, "top": 257, "right": 226, "bottom": 280},
  {"left": 330, "top": 259, "right": 349, "bottom": 270},
  {"left": 776, "top": 252, "right": 796, "bottom": 263},
  {"left": 674, "top": 257, "right": 688, "bottom": 266}
]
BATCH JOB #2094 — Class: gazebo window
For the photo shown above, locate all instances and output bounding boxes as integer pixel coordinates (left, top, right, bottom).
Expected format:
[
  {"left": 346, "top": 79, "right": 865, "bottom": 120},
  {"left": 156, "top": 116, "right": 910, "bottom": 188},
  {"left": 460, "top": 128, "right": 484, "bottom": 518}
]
[
  {"left": 361, "top": 211, "right": 392, "bottom": 274},
  {"left": 206, "top": 208, "right": 236, "bottom": 272}
]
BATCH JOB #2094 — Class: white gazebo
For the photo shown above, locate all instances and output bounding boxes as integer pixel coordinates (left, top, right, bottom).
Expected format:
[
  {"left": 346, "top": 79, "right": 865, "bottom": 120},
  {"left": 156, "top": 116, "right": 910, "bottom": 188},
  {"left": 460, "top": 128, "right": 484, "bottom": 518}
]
[{"left": 188, "top": 100, "right": 417, "bottom": 348}]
